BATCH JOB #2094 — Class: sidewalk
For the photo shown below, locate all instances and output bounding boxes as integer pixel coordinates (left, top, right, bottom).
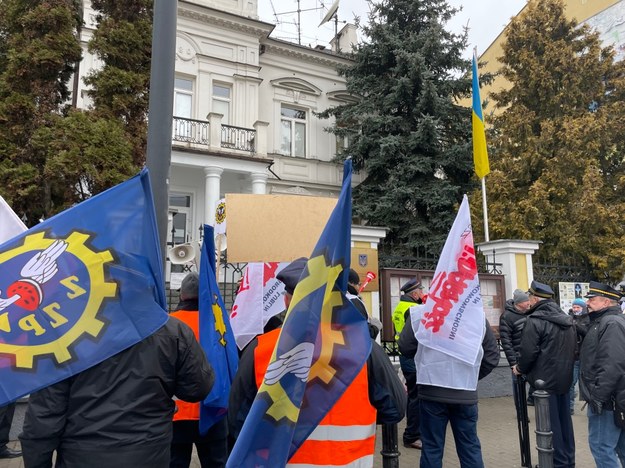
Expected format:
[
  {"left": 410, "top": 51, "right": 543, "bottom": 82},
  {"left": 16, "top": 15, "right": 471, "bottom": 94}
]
[{"left": 1, "top": 396, "right": 593, "bottom": 467}]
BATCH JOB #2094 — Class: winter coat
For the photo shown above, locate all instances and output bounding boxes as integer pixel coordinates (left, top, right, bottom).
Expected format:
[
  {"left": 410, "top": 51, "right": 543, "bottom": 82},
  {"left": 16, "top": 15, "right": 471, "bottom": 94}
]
[
  {"left": 579, "top": 305, "right": 625, "bottom": 409},
  {"left": 517, "top": 299, "right": 576, "bottom": 394},
  {"left": 19, "top": 317, "right": 214, "bottom": 468},
  {"left": 499, "top": 299, "right": 529, "bottom": 367},
  {"left": 568, "top": 308, "right": 590, "bottom": 360}
]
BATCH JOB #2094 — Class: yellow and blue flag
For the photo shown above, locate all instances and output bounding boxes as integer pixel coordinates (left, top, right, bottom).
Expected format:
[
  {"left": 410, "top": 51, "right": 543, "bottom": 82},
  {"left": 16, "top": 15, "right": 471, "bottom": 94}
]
[
  {"left": 227, "top": 159, "right": 372, "bottom": 467},
  {"left": 0, "top": 169, "right": 168, "bottom": 406},
  {"left": 198, "top": 224, "right": 238, "bottom": 434},
  {"left": 472, "top": 51, "right": 490, "bottom": 179}
]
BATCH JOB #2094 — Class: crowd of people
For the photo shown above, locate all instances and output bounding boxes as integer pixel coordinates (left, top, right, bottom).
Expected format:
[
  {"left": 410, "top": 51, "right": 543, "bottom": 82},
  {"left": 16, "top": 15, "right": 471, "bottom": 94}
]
[{"left": 5, "top": 260, "right": 625, "bottom": 468}]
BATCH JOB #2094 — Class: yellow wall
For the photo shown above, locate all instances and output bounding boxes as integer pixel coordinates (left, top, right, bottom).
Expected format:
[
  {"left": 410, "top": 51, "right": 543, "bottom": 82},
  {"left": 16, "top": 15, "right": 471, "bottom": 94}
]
[{"left": 461, "top": 0, "right": 622, "bottom": 118}]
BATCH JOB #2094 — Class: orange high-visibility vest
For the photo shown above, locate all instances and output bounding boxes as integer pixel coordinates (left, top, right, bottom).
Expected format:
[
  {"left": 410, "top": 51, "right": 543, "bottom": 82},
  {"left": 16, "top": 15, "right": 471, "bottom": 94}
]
[
  {"left": 254, "top": 329, "right": 377, "bottom": 467},
  {"left": 171, "top": 310, "right": 201, "bottom": 421}
]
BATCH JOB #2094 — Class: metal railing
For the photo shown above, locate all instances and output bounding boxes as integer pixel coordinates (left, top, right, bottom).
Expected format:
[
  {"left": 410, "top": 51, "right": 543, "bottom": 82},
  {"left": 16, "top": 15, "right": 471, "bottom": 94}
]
[
  {"left": 221, "top": 124, "right": 255, "bottom": 152},
  {"left": 172, "top": 116, "right": 209, "bottom": 145}
]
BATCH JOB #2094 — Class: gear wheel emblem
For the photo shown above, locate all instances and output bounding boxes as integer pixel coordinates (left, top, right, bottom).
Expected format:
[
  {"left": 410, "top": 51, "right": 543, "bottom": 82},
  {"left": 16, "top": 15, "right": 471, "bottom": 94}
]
[{"left": 0, "top": 231, "right": 116, "bottom": 369}]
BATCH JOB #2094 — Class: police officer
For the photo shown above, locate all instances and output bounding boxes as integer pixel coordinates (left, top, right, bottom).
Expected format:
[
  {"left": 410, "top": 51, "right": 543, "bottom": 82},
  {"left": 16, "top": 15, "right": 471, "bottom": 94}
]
[
  {"left": 579, "top": 281, "right": 625, "bottom": 466},
  {"left": 513, "top": 280, "right": 576, "bottom": 468},
  {"left": 392, "top": 278, "right": 425, "bottom": 450}
]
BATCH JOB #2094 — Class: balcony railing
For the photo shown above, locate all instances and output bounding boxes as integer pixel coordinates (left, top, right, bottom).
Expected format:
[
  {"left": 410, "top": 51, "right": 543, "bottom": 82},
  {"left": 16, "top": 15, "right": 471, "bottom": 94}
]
[
  {"left": 221, "top": 124, "right": 255, "bottom": 153},
  {"left": 172, "top": 116, "right": 209, "bottom": 145},
  {"left": 172, "top": 117, "right": 256, "bottom": 154}
]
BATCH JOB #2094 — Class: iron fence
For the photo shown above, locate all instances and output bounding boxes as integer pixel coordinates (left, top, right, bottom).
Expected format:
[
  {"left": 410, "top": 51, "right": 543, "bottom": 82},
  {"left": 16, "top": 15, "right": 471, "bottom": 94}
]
[
  {"left": 172, "top": 116, "right": 209, "bottom": 145},
  {"left": 221, "top": 124, "right": 255, "bottom": 153}
]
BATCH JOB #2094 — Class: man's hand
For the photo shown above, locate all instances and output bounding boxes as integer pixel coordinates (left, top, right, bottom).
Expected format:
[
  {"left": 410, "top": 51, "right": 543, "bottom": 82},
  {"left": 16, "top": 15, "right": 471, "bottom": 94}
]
[{"left": 512, "top": 364, "right": 522, "bottom": 376}]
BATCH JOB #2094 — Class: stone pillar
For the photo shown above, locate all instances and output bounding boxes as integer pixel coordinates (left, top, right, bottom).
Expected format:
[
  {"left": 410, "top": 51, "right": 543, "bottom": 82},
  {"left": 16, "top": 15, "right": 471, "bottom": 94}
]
[
  {"left": 253, "top": 120, "right": 269, "bottom": 156},
  {"left": 250, "top": 172, "right": 267, "bottom": 194},
  {"left": 203, "top": 166, "right": 223, "bottom": 225},
  {"left": 477, "top": 239, "right": 542, "bottom": 298},
  {"left": 207, "top": 112, "right": 223, "bottom": 151}
]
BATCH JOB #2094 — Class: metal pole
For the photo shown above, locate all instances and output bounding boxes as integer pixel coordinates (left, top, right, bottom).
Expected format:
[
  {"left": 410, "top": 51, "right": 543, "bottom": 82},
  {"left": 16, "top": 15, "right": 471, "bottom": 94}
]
[
  {"left": 146, "top": 0, "right": 177, "bottom": 269},
  {"left": 534, "top": 379, "right": 554, "bottom": 468},
  {"left": 515, "top": 375, "right": 532, "bottom": 467},
  {"left": 380, "top": 423, "right": 400, "bottom": 468}
]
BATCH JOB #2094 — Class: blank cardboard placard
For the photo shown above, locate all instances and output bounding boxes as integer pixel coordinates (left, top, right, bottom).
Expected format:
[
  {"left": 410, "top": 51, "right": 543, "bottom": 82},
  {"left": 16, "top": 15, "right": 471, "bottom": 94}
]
[{"left": 226, "top": 194, "right": 338, "bottom": 263}]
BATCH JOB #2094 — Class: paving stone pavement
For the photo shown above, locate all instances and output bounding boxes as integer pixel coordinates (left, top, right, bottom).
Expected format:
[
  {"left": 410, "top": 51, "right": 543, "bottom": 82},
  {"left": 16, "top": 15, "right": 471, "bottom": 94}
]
[{"left": 1, "top": 395, "right": 593, "bottom": 467}]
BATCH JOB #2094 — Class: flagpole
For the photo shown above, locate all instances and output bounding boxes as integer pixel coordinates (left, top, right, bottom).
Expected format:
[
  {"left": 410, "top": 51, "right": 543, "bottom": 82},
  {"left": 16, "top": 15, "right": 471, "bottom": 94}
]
[{"left": 481, "top": 177, "right": 489, "bottom": 242}]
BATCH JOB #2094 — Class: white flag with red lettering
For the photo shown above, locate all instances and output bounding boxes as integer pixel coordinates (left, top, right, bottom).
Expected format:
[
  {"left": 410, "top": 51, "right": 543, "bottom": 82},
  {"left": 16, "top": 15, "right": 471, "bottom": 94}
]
[
  {"left": 415, "top": 195, "right": 485, "bottom": 367},
  {"left": 229, "top": 262, "right": 288, "bottom": 349},
  {"left": 0, "top": 195, "right": 27, "bottom": 244}
]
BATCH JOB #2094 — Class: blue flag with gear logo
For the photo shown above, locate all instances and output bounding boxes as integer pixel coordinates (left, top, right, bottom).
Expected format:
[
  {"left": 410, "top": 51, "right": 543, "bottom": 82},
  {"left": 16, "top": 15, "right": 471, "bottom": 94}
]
[
  {"left": 198, "top": 224, "right": 238, "bottom": 434},
  {"left": 227, "top": 159, "right": 372, "bottom": 467},
  {"left": 0, "top": 169, "right": 168, "bottom": 406}
]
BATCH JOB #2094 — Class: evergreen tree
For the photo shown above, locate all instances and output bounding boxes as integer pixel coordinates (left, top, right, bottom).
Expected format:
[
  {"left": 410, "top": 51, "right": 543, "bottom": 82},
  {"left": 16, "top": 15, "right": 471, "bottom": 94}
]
[
  {"left": 483, "top": 0, "right": 625, "bottom": 280},
  {"left": 319, "top": 0, "right": 477, "bottom": 258},
  {"left": 0, "top": 0, "right": 82, "bottom": 222},
  {"left": 85, "top": 0, "right": 152, "bottom": 166}
]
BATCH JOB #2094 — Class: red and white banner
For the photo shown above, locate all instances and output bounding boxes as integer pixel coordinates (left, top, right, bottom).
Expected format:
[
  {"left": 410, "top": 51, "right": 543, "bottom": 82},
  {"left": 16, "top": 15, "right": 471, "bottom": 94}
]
[
  {"left": 415, "top": 195, "right": 485, "bottom": 367},
  {"left": 230, "top": 262, "right": 288, "bottom": 349},
  {"left": 0, "top": 195, "right": 27, "bottom": 244}
]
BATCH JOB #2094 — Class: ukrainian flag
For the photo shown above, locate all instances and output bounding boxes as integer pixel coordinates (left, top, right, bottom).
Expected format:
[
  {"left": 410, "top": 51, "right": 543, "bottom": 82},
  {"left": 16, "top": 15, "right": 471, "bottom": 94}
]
[{"left": 472, "top": 52, "right": 490, "bottom": 179}]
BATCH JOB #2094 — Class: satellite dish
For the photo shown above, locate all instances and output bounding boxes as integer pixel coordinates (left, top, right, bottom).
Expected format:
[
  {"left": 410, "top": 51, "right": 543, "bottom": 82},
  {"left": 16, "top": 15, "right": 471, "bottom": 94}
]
[{"left": 319, "top": 0, "right": 340, "bottom": 27}]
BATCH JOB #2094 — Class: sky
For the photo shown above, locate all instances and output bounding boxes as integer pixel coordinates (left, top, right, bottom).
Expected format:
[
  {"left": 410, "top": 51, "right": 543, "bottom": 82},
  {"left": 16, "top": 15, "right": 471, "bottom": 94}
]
[{"left": 257, "top": 0, "right": 527, "bottom": 57}]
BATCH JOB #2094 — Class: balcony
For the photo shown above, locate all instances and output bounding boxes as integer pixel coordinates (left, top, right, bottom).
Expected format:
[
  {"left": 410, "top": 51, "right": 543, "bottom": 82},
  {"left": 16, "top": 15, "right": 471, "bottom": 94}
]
[{"left": 172, "top": 116, "right": 262, "bottom": 155}]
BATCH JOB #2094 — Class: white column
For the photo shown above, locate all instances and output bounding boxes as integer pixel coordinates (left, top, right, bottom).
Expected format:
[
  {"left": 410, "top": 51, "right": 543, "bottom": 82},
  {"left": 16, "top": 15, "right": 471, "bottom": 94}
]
[
  {"left": 207, "top": 112, "right": 223, "bottom": 151},
  {"left": 253, "top": 120, "right": 269, "bottom": 156},
  {"left": 250, "top": 172, "right": 267, "bottom": 194},
  {"left": 204, "top": 166, "right": 223, "bottom": 225},
  {"left": 477, "top": 239, "right": 542, "bottom": 298}
]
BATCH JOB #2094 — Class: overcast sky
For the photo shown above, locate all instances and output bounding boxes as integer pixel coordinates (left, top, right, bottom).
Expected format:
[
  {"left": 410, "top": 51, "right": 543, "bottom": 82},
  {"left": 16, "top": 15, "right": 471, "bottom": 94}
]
[{"left": 257, "top": 0, "right": 527, "bottom": 56}]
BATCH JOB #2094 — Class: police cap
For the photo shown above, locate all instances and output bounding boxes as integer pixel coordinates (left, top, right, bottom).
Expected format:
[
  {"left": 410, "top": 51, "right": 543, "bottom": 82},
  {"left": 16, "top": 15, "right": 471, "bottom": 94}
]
[
  {"left": 401, "top": 278, "right": 423, "bottom": 294},
  {"left": 584, "top": 281, "right": 623, "bottom": 301},
  {"left": 528, "top": 280, "right": 554, "bottom": 299}
]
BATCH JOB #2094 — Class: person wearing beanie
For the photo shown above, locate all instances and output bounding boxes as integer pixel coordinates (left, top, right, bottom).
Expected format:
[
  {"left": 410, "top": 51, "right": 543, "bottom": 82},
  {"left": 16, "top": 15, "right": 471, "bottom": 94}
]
[
  {"left": 499, "top": 289, "right": 532, "bottom": 420},
  {"left": 568, "top": 297, "right": 590, "bottom": 415},
  {"left": 169, "top": 272, "right": 228, "bottom": 468}
]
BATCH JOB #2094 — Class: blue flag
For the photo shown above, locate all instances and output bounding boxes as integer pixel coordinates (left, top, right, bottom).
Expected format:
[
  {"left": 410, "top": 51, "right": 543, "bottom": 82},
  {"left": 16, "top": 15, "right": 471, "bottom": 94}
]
[
  {"left": 199, "top": 224, "right": 238, "bottom": 434},
  {"left": 0, "top": 169, "right": 168, "bottom": 406},
  {"left": 227, "top": 159, "right": 372, "bottom": 467}
]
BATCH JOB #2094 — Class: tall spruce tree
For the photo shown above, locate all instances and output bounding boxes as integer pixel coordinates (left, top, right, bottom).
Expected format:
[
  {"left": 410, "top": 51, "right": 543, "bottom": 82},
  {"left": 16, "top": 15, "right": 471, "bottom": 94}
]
[
  {"left": 319, "top": 0, "right": 476, "bottom": 258},
  {"left": 85, "top": 0, "right": 152, "bottom": 166},
  {"left": 483, "top": 0, "right": 625, "bottom": 280},
  {"left": 0, "top": 0, "right": 82, "bottom": 222}
]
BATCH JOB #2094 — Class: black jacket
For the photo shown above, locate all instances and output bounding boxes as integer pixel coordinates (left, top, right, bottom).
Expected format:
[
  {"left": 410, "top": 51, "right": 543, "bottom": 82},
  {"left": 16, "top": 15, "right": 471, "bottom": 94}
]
[
  {"left": 517, "top": 299, "right": 576, "bottom": 394},
  {"left": 568, "top": 308, "right": 590, "bottom": 360},
  {"left": 19, "top": 317, "right": 214, "bottom": 468},
  {"left": 397, "top": 318, "right": 499, "bottom": 405},
  {"left": 228, "top": 336, "right": 406, "bottom": 441},
  {"left": 579, "top": 306, "right": 625, "bottom": 408},
  {"left": 499, "top": 299, "right": 529, "bottom": 367}
]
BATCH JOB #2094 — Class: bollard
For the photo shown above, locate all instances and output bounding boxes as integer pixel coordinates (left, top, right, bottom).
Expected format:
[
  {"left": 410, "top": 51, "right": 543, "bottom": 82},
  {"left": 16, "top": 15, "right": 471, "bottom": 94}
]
[
  {"left": 380, "top": 423, "right": 400, "bottom": 468},
  {"left": 533, "top": 379, "right": 554, "bottom": 468}
]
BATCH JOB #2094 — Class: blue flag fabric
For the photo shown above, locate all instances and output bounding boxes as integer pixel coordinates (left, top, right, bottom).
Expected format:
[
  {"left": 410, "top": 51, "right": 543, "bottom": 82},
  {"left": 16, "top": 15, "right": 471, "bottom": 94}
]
[
  {"left": 199, "top": 224, "right": 239, "bottom": 434},
  {"left": 227, "top": 159, "right": 372, "bottom": 467},
  {"left": 0, "top": 169, "right": 168, "bottom": 406}
]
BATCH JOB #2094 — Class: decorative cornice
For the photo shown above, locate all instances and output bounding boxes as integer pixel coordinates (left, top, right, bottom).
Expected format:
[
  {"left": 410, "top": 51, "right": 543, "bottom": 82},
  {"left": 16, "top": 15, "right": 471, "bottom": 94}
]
[
  {"left": 262, "top": 42, "right": 353, "bottom": 68},
  {"left": 178, "top": 5, "right": 273, "bottom": 39}
]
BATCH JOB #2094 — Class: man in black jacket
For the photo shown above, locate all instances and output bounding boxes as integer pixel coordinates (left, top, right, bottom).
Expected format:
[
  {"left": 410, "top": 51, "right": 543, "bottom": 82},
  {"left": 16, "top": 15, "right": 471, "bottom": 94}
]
[
  {"left": 19, "top": 318, "right": 214, "bottom": 468},
  {"left": 578, "top": 281, "right": 625, "bottom": 467},
  {"left": 398, "top": 315, "right": 499, "bottom": 467},
  {"left": 513, "top": 280, "right": 576, "bottom": 468},
  {"left": 499, "top": 288, "right": 531, "bottom": 416}
]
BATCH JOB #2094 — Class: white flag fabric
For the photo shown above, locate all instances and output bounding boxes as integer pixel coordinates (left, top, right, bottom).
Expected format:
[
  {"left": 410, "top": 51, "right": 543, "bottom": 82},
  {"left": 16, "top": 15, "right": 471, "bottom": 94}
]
[
  {"left": 229, "top": 262, "right": 288, "bottom": 349},
  {"left": 0, "top": 195, "right": 27, "bottom": 244},
  {"left": 415, "top": 195, "right": 485, "bottom": 366},
  {"left": 411, "top": 304, "right": 484, "bottom": 391},
  {"left": 214, "top": 198, "right": 226, "bottom": 236}
]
